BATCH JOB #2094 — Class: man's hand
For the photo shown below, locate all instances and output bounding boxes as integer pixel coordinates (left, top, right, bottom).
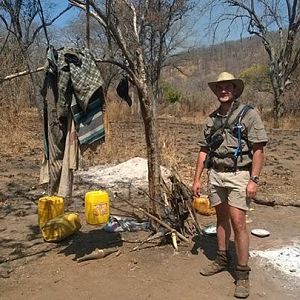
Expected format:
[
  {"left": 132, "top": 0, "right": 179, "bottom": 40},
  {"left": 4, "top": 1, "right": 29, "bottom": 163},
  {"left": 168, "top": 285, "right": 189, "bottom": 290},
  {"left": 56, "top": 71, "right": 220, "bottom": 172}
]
[
  {"left": 246, "top": 180, "right": 258, "bottom": 199},
  {"left": 192, "top": 179, "right": 202, "bottom": 197}
]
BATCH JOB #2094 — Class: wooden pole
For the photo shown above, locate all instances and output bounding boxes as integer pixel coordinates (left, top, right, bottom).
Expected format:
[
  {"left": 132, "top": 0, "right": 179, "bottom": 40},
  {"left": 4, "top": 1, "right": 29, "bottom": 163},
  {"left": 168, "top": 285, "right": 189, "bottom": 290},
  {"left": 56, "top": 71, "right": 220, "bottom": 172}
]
[
  {"left": 86, "top": 0, "right": 91, "bottom": 49},
  {"left": 0, "top": 59, "right": 124, "bottom": 84},
  {"left": 0, "top": 60, "right": 105, "bottom": 83},
  {"left": 0, "top": 66, "right": 45, "bottom": 84}
]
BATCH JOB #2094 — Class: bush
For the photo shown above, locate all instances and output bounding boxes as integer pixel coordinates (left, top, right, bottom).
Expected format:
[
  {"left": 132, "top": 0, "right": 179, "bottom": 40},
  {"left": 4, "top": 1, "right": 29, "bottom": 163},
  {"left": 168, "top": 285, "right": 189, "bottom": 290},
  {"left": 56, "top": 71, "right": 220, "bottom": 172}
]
[
  {"left": 240, "top": 64, "right": 271, "bottom": 93},
  {"left": 161, "top": 82, "right": 182, "bottom": 103}
]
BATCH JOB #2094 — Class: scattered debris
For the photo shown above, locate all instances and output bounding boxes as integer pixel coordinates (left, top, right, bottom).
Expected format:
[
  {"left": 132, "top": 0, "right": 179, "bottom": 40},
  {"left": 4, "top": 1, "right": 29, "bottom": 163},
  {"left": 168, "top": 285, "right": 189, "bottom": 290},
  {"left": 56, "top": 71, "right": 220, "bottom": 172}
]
[
  {"left": 251, "top": 228, "right": 270, "bottom": 238},
  {"left": 203, "top": 224, "right": 217, "bottom": 236},
  {"left": 104, "top": 216, "right": 149, "bottom": 232},
  {"left": 77, "top": 248, "right": 119, "bottom": 263}
]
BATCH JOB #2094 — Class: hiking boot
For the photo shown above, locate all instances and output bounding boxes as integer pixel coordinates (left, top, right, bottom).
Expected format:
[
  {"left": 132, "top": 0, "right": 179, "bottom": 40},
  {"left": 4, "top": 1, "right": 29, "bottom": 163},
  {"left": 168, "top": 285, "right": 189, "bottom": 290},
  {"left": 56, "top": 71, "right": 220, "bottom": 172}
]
[
  {"left": 200, "top": 250, "right": 228, "bottom": 276},
  {"left": 234, "top": 265, "right": 251, "bottom": 298}
]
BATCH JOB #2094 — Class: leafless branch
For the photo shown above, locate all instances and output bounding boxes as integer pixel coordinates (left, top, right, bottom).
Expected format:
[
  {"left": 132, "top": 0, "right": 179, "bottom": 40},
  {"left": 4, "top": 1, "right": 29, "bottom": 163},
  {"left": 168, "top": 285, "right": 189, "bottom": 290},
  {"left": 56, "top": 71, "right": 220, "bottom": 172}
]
[
  {"left": 0, "top": 66, "right": 45, "bottom": 84},
  {"left": 69, "top": 0, "right": 136, "bottom": 76},
  {"left": 0, "top": 57, "right": 130, "bottom": 84},
  {"left": 0, "top": 22, "right": 11, "bottom": 55}
]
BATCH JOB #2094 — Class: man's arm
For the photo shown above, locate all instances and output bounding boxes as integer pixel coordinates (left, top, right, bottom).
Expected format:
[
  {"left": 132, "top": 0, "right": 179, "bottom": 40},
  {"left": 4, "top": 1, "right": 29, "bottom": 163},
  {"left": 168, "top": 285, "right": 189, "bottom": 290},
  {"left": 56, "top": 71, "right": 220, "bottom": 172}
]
[
  {"left": 246, "top": 143, "right": 265, "bottom": 199},
  {"left": 192, "top": 146, "right": 208, "bottom": 197}
]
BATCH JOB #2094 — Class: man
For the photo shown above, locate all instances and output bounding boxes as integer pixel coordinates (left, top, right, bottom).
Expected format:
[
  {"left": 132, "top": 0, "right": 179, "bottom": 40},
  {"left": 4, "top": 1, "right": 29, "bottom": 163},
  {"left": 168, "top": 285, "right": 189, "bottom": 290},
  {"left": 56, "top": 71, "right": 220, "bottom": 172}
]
[{"left": 192, "top": 72, "right": 268, "bottom": 299}]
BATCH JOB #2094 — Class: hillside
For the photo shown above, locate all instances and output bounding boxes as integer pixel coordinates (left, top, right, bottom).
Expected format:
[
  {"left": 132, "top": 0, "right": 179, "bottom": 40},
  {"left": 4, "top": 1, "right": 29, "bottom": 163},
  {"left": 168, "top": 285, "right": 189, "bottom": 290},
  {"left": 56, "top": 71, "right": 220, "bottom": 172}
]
[{"left": 161, "top": 36, "right": 300, "bottom": 120}]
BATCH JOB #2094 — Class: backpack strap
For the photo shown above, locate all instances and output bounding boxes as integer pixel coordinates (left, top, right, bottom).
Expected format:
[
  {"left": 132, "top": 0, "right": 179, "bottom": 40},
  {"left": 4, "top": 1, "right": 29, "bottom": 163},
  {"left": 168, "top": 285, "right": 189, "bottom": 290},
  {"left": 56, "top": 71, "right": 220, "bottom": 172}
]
[
  {"left": 234, "top": 104, "right": 253, "bottom": 128},
  {"left": 232, "top": 104, "right": 253, "bottom": 162},
  {"left": 207, "top": 101, "right": 240, "bottom": 141}
]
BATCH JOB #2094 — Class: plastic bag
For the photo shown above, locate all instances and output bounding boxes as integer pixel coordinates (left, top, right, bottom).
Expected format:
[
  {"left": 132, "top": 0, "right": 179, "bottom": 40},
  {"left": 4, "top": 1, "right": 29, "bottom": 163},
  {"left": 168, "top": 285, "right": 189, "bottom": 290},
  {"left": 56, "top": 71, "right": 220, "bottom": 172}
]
[{"left": 103, "top": 216, "right": 149, "bottom": 232}]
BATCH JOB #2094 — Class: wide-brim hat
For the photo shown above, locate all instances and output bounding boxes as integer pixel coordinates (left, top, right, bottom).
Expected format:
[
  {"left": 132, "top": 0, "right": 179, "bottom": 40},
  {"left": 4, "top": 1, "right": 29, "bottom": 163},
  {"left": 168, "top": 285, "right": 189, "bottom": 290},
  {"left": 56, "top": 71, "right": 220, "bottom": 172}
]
[{"left": 208, "top": 72, "right": 244, "bottom": 98}]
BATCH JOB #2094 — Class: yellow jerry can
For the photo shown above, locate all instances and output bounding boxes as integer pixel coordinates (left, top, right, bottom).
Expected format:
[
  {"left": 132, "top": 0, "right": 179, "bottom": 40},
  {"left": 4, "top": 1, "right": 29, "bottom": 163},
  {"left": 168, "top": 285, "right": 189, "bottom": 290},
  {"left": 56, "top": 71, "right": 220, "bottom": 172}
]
[
  {"left": 38, "top": 196, "right": 64, "bottom": 228},
  {"left": 85, "top": 190, "right": 110, "bottom": 225},
  {"left": 41, "top": 213, "right": 81, "bottom": 242}
]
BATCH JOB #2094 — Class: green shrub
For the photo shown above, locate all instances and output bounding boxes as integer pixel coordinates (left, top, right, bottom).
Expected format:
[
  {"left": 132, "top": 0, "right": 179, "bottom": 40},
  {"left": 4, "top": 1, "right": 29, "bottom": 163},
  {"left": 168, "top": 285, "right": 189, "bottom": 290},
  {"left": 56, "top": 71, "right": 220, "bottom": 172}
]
[
  {"left": 161, "top": 82, "right": 182, "bottom": 103},
  {"left": 240, "top": 64, "right": 271, "bottom": 93}
]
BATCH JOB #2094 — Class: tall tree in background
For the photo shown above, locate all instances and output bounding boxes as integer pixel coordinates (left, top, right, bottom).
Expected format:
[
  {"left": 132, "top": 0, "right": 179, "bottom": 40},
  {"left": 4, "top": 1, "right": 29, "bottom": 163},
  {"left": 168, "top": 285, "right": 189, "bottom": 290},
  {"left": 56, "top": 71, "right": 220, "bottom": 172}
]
[
  {"left": 212, "top": 0, "right": 300, "bottom": 127},
  {"left": 69, "top": 0, "right": 195, "bottom": 212}
]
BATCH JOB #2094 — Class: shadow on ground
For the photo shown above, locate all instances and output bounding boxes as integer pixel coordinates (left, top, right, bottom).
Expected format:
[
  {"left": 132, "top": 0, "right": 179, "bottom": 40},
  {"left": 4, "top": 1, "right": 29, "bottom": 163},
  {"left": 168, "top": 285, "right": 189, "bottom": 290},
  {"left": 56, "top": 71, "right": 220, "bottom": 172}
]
[
  {"left": 58, "top": 229, "right": 123, "bottom": 261},
  {"left": 191, "top": 233, "right": 237, "bottom": 279}
]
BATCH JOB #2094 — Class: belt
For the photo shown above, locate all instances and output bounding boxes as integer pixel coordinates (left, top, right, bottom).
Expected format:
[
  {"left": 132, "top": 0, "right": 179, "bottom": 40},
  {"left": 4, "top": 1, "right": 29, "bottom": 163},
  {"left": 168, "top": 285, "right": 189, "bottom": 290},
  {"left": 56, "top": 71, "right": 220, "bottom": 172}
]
[
  {"left": 212, "top": 165, "right": 250, "bottom": 172},
  {"left": 211, "top": 151, "right": 251, "bottom": 159}
]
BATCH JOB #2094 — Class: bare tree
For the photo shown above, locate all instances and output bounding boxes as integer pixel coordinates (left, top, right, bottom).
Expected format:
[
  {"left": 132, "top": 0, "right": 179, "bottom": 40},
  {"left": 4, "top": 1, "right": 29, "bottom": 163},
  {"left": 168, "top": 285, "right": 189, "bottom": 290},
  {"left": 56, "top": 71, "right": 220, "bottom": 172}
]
[
  {"left": 0, "top": 0, "right": 72, "bottom": 108},
  {"left": 69, "top": 0, "right": 195, "bottom": 212},
  {"left": 210, "top": 0, "right": 300, "bottom": 127}
]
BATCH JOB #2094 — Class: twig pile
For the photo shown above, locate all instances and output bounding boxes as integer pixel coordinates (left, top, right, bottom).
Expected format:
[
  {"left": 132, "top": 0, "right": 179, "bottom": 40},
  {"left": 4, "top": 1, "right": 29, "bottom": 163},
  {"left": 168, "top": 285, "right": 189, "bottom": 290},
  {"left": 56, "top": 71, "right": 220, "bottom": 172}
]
[{"left": 114, "top": 172, "right": 203, "bottom": 250}]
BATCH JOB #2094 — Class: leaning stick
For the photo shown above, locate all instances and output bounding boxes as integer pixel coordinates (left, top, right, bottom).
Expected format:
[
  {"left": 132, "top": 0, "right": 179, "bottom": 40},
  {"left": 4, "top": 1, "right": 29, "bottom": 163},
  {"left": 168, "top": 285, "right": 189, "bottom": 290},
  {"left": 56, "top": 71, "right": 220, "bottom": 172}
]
[
  {"left": 139, "top": 208, "right": 190, "bottom": 243},
  {"left": 110, "top": 204, "right": 142, "bottom": 220},
  {"left": 116, "top": 195, "right": 190, "bottom": 243},
  {"left": 77, "top": 248, "right": 118, "bottom": 262},
  {"left": 186, "top": 201, "right": 204, "bottom": 235}
]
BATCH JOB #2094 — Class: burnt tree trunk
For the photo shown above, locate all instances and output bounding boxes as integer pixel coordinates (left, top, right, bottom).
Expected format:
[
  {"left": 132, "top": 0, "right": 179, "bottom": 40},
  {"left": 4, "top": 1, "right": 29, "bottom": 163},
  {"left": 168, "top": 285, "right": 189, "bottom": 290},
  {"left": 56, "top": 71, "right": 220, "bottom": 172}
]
[
  {"left": 130, "top": 46, "right": 163, "bottom": 214},
  {"left": 270, "top": 65, "right": 285, "bottom": 128},
  {"left": 136, "top": 79, "right": 162, "bottom": 213},
  {"left": 272, "top": 91, "right": 284, "bottom": 128}
]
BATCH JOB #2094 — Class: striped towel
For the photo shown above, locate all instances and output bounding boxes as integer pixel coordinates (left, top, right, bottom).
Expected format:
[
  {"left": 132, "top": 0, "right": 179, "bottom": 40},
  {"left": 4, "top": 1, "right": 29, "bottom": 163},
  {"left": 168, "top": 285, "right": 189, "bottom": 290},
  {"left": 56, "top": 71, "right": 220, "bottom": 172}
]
[{"left": 71, "top": 90, "right": 105, "bottom": 145}]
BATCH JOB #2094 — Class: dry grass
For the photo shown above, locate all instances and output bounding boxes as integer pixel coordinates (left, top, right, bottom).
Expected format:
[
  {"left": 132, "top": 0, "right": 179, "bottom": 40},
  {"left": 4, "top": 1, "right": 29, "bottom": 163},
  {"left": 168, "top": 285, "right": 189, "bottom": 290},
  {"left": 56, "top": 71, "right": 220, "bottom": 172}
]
[
  {"left": 79, "top": 96, "right": 144, "bottom": 166},
  {"left": 105, "top": 94, "right": 135, "bottom": 122},
  {"left": 0, "top": 75, "right": 299, "bottom": 169},
  {"left": 159, "top": 131, "right": 182, "bottom": 169},
  {"left": 278, "top": 115, "right": 300, "bottom": 130},
  {"left": 81, "top": 129, "right": 146, "bottom": 167},
  {"left": 260, "top": 109, "right": 300, "bottom": 130},
  {"left": 0, "top": 106, "right": 43, "bottom": 157}
]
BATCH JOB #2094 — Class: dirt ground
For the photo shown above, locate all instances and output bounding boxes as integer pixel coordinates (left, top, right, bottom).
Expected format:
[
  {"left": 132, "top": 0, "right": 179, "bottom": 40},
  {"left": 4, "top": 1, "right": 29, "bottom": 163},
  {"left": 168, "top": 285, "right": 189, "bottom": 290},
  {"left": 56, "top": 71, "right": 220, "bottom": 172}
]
[{"left": 1, "top": 115, "right": 300, "bottom": 300}]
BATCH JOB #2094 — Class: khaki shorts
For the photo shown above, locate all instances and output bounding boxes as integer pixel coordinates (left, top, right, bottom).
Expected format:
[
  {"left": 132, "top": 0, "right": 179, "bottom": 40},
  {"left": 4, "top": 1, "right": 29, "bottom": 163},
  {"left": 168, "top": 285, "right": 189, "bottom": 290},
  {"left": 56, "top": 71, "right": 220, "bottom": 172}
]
[{"left": 208, "top": 169, "right": 251, "bottom": 211}]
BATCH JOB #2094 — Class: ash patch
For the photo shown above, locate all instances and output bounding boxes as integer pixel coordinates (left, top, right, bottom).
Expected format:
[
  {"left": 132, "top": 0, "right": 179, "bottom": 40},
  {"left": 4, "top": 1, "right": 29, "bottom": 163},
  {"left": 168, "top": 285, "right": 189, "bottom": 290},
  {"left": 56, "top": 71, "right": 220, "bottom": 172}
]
[
  {"left": 251, "top": 243, "right": 300, "bottom": 278},
  {"left": 75, "top": 157, "right": 171, "bottom": 192}
]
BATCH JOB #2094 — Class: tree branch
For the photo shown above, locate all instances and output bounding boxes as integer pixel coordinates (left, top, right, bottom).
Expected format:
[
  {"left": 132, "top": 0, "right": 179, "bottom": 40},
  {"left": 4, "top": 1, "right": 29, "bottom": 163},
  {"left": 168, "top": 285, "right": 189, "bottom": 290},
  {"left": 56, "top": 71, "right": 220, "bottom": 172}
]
[
  {"left": 0, "top": 20, "right": 11, "bottom": 55},
  {"left": 0, "top": 66, "right": 45, "bottom": 84},
  {"left": 0, "top": 57, "right": 130, "bottom": 84},
  {"left": 28, "top": 5, "right": 73, "bottom": 47}
]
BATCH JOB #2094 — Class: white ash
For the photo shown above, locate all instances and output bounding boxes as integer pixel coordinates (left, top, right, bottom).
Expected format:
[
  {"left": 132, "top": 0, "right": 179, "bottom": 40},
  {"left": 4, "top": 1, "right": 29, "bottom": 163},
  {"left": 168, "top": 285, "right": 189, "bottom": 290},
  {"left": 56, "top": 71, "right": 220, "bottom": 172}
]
[
  {"left": 251, "top": 243, "right": 300, "bottom": 278},
  {"left": 76, "top": 157, "right": 171, "bottom": 191}
]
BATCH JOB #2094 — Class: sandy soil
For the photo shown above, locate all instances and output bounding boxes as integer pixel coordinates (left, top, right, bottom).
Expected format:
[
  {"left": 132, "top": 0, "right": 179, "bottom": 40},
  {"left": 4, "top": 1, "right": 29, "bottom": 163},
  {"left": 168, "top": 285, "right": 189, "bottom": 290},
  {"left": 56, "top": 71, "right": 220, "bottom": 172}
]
[{"left": 1, "top": 117, "right": 300, "bottom": 300}]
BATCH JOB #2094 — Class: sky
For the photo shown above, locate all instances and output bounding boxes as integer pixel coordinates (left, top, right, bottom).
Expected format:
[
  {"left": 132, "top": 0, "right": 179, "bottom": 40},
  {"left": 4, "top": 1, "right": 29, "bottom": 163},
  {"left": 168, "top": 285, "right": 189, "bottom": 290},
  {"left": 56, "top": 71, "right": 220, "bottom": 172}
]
[
  {"left": 46, "top": 0, "right": 255, "bottom": 48},
  {"left": 49, "top": 0, "right": 78, "bottom": 27}
]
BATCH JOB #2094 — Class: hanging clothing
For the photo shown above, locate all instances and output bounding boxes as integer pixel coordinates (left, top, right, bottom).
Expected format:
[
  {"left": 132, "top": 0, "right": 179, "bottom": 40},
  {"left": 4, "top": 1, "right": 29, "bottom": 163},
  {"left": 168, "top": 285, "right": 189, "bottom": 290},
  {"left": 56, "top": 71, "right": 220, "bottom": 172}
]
[
  {"left": 40, "top": 71, "right": 68, "bottom": 194},
  {"left": 40, "top": 46, "right": 105, "bottom": 197},
  {"left": 55, "top": 47, "right": 104, "bottom": 119},
  {"left": 71, "top": 89, "right": 105, "bottom": 145},
  {"left": 57, "top": 113, "right": 78, "bottom": 198}
]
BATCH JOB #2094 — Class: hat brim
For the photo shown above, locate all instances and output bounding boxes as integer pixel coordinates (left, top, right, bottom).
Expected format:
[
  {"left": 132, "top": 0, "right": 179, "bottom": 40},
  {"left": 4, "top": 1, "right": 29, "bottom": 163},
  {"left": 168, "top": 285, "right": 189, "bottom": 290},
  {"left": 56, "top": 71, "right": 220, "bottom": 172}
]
[{"left": 208, "top": 79, "right": 244, "bottom": 98}]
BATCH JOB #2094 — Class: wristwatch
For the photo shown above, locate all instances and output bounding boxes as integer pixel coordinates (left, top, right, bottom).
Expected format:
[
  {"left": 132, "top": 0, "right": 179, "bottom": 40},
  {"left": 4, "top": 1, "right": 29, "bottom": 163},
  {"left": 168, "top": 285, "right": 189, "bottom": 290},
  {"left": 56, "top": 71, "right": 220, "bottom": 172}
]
[{"left": 250, "top": 175, "right": 260, "bottom": 184}]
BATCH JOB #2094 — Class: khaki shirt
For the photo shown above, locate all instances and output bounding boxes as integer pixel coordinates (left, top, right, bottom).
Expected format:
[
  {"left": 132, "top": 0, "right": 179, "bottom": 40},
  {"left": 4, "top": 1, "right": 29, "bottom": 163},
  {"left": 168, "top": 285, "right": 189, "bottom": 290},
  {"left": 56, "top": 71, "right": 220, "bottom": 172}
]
[{"left": 199, "top": 102, "right": 268, "bottom": 169}]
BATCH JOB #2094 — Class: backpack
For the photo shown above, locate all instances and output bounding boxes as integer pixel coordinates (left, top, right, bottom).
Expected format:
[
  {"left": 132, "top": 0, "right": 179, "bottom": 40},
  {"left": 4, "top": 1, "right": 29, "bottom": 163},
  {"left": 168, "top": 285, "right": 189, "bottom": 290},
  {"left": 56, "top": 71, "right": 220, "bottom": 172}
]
[{"left": 205, "top": 103, "right": 253, "bottom": 168}]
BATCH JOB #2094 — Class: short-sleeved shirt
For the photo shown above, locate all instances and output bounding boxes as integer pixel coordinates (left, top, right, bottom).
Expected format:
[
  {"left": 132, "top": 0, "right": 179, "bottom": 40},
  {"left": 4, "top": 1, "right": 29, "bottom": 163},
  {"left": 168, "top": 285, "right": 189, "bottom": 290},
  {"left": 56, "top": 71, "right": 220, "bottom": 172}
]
[{"left": 199, "top": 102, "right": 268, "bottom": 169}]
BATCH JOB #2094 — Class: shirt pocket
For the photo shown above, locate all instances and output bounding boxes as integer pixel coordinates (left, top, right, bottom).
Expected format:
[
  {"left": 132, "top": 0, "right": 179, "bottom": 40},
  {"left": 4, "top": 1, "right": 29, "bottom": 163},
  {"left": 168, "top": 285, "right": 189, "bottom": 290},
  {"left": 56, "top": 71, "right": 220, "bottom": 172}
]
[
  {"left": 248, "top": 123, "right": 268, "bottom": 143},
  {"left": 204, "top": 120, "right": 215, "bottom": 140}
]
